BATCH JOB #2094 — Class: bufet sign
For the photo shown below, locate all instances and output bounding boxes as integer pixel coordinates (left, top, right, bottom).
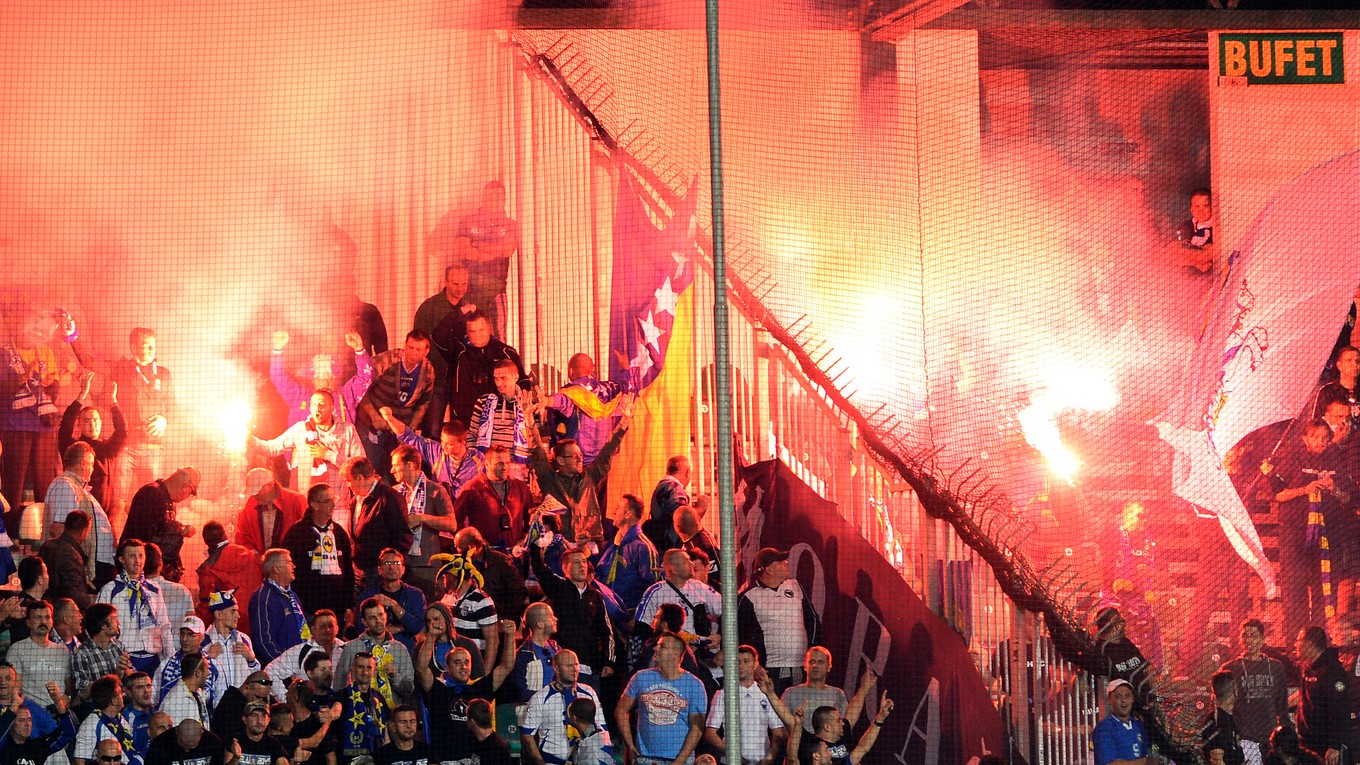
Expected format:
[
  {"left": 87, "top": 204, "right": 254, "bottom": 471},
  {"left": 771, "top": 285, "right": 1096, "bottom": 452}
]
[{"left": 1219, "top": 32, "right": 1345, "bottom": 85}]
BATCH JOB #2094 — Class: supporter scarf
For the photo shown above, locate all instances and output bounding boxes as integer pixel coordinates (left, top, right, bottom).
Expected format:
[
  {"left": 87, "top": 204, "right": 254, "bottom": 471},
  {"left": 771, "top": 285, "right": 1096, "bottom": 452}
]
[
  {"left": 473, "top": 393, "right": 528, "bottom": 457},
  {"left": 342, "top": 685, "right": 385, "bottom": 753},
  {"left": 99, "top": 713, "right": 137, "bottom": 761},
  {"left": 1306, "top": 487, "right": 1337, "bottom": 618},
  {"left": 361, "top": 635, "right": 397, "bottom": 709},
  {"left": 270, "top": 579, "right": 312, "bottom": 641},
  {"left": 110, "top": 574, "right": 158, "bottom": 629},
  {"left": 398, "top": 478, "right": 427, "bottom": 556},
  {"left": 557, "top": 684, "right": 581, "bottom": 743},
  {"left": 309, "top": 523, "right": 343, "bottom": 576}
]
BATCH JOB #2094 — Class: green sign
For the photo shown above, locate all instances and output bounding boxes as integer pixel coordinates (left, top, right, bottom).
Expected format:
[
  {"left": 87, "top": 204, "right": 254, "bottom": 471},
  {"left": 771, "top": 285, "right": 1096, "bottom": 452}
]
[{"left": 1219, "top": 33, "right": 1345, "bottom": 85}]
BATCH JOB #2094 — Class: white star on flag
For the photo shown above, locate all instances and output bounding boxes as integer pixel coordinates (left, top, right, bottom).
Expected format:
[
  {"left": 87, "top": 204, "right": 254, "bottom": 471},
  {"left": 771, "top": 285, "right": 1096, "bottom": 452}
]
[
  {"left": 638, "top": 313, "right": 664, "bottom": 348},
  {"left": 654, "top": 277, "right": 679, "bottom": 316}
]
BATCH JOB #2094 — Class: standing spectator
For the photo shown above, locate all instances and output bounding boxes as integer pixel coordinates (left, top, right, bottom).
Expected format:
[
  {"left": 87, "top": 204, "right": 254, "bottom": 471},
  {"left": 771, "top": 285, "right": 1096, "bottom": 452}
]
[
  {"left": 154, "top": 616, "right": 220, "bottom": 709},
  {"left": 1295, "top": 626, "right": 1355, "bottom": 765},
  {"left": 381, "top": 408, "right": 481, "bottom": 500},
  {"left": 7, "top": 601, "right": 70, "bottom": 707},
  {"left": 527, "top": 408, "right": 630, "bottom": 545},
  {"left": 790, "top": 695, "right": 894, "bottom": 765},
  {"left": 97, "top": 538, "right": 174, "bottom": 676},
  {"left": 595, "top": 493, "right": 659, "bottom": 614},
  {"left": 230, "top": 700, "right": 290, "bottom": 765},
  {"left": 195, "top": 522, "right": 263, "bottom": 637},
  {"left": 413, "top": 264, "right": 477, "bottom": 435},
  {"left": 1314, "top": 346, "right": 1360, "bottom": 423},
  {"left": 268, "top": 329, "right": 374, "bottom": 427},
  {"left": 468, "top": 698, "right": 513, "bottom": 765},
  {"left": 262, "top": 610, "right": 346, "bottom": 703},
  {"left": 646, "top": 456, "right": 691, "bottom": 553},
  {"left": 416, "top": 622, "right": 515, "bottom": 755},
  {"left": 567, "top": 697, "right": 615, "bottom": 765},
  {"left": 508, "top": 602, "right": 560, "bottom": 703},
  {"left": 616, "top": 633, "right": 707, "bottom": 765},
  {"left": 73, "top": 674, "right": 131, "bottom": 765},
  {"left": 53, "top": 598, "right": 81, "bottom": 653},
  {"left": 1221, "top": 618, "right": 1289, "bottom": 765},
  {"left": 636, "top": 549, "right": 721, "bottom": 638},
  {"left": 436, "top": 312, "right": 527, "bottom": 427},
  {"left": 738, "top": 547, "right": 817, "bottom": 696},
  {"left": 413, "top": 602, "right": 484, "bottom": 684},
  {"left": 374, "top": 704, "right": 433, "bottom": 765},
  {"left": 44, "top": 441, "right": 117, "bottom": 588},
  {"left": 453, "top": 446, "right": 532, "bottom": 551},
  {"left": 144, "top": 719, "right": 221, "bottom": 765},
  {"left": 541, "top": 353, "right": 630, "bottom": 465},
  {"left": 120, "top": 467, "right": 199, "bottom": 581},
  {"left": 522, "top": 650, "right": 608, "bottom": 765},
  {"left": 122, "top": 671, "right": 156, "bottom": 761},
  {"left": 430, "top": 182, "right": 521, "bottom": 337},
  {"left": 158, "top": 653, "right": 211, "bottom": 730},
  {"left": 335, "top": 653, "right": 389, "bottom": 765},
  {"left": 780, "top": 647, "right": 874, "bottom": 735},
  {"left": 281, "top": 484, "right": 354, "bottom": 620},
  {"left": 338, "top": 598, "right": 416, "bottom": 709},
  {"left": 453, "top": 527, "right": 527, "bottom": 624},
  {"left": 248, "top": 550, "right": 307, "bottom": 669},
  {"left": 145, "top": 543, "right": 194, "bottom": 627},
  {"left": 704, "top": 646, "right": 787, "bottom": 765},
  {"left": 388, "top": 445, "right": 455, "bottom": 598},
  {"left": 72, "top": 604, "right": 127, "bottom": 703},
  {"left": 355, "top": 332, "right": 435, "bottom": 474},
  {"left": 1, "top": 313, "right": 63, "bottom": 516},
  {"left": 435, "top": 554, "right": 499, "bottom": 672},
  {"left": 528, "top": 545, "right": 614, "bottom": 694},
  {"left": 0, "top": 664, "right": 63, "bottom": 753},
  {"left": 355, "top": 549, "right": 426, "bottom": 655},
  {"left": 209, "top": 669, "right": 273, "bottom": 748},
  {"left": 1091, "top": 679, "right": 1150, "bottom": 765},
  {"left": 250, "top": 387, "right": 363, "bottom": 526},
  {"left": 674, "top": 506, "right": 719, "bottom": 590},
  {"left": 110, "top": 328, "right": 175, "bottom": 513},
  {"left": 466, "top": 360, "right": 534, "bottom": 475},
  {"left": 1, "top": 557, "right": 47, "bottom": 646},
  {"left": 1201, "top": 669, "right": 1246, "bottom": 765},
  {"left": 39, "top": 508, "right": 96, "bottom": 611},
  {"left": 58, "top": 370, "right": 126, "bottom": 511},
  {"left": 341, "top": 457, "right": 411, "bottom": 591},
  {"left": 236, "top": 469, "right": 306, "bottom": 557},
  {"left": 0, "top": 683, "right": 76, "bottom": 765},
  {"left": 204, "top": 590, "right": 262, "bottom": 701}
]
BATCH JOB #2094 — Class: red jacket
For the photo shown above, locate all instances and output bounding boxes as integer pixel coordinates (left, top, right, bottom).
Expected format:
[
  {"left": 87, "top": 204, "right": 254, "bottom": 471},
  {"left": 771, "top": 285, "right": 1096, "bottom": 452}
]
[
  {"left": 196, "top": 543, "right": 264, "bottom": 634},
  {"left": 235, "top": 489, "right": 307, "bottom": 555}
]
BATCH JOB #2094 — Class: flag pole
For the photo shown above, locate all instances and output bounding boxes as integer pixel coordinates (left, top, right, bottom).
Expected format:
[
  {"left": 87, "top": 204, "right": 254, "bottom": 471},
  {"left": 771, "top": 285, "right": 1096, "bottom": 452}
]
[{"left": 705, "top": 0, "right": 741, "bottom": 758}]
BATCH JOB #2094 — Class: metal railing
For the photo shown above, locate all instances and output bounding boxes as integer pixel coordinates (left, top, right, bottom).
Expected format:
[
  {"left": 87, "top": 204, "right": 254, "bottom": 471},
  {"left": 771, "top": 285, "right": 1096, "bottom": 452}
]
[{"left": 495, "top": 31, "right": 1100, "bottom": 764}]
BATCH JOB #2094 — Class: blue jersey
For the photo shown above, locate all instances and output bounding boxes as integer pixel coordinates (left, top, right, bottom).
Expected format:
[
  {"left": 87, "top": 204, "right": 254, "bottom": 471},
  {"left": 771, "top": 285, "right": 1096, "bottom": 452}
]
[{"left": 1092, "top": 714, "right": 1149, "bottom": 765}]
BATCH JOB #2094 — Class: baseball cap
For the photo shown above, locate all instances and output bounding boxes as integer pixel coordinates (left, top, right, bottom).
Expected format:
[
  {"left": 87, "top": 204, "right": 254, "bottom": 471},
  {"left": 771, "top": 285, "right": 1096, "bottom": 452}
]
[
  {"left": 244, "top": 701, "right": 270, "bottom": 716},
  {"left": 1106, "top": 678, "right": 1133, "bottom": 695},
  {"left": 754, "top": 547, "right": 789, "bottom": 573},
  {"left": 180, "top": 615, "right": 206, "bottom": 635}
]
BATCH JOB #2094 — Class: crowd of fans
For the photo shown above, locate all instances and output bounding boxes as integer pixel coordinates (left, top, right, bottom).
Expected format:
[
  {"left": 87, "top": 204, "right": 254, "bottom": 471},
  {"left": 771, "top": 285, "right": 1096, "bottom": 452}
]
[{"left": 0, "top": 185, "right": 894, "bottom": 765}]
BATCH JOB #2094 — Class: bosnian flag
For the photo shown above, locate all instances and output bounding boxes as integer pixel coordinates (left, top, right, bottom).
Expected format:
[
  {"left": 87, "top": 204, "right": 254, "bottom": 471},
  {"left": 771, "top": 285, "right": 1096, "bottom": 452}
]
[{"left": 1156, "top": 150, "right": 1360, "bottom": 599}]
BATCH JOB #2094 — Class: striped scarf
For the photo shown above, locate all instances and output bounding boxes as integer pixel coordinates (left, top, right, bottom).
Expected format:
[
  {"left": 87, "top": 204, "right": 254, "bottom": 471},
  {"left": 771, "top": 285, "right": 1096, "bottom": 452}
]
[
  {"left": 1305, "top": 483, "right": 1337, "bottom": 618},
  {"left": 473, "top": 393, "right": 528, "bottom": 459}
]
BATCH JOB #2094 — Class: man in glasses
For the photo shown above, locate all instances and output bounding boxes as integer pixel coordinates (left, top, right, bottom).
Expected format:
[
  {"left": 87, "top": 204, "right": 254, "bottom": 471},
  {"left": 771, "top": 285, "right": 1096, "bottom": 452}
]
[
  {"left": 209, "top": 671, "right": 274, "bottom": 749},
  {"left": 526, "top": 403, "right": 631, "bottom": 545},
  {"left": 121, "top": 467, "right": 199, "bottom": 582},
  {"left": 356, "top": 549, "right": 426, "bottom": 655}
]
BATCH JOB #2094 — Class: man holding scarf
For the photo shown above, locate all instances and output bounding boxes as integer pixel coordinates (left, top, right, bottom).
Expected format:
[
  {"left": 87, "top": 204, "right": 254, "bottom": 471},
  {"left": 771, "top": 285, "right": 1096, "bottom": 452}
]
[
  {"left": 248, "top": 549, "right": 308, "bottom": 668},
  {"left": 97, "top": 538, "right": 174, "bottom": 676},
  {"left": 388, "top": 445, "right": 455, "bottom": 599},
  {"left": 337, "top": 652, "right": 389, "bottom": 765},
  {"left": 338, "top": 598, "right": 416, "bottom": 710}
]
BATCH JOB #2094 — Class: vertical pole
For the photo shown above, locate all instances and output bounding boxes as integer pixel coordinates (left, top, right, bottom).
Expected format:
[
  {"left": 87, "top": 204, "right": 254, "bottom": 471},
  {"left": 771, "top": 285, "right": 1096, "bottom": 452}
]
[{"left": 705, "top": 0, "right": 741, "bottom": 759}]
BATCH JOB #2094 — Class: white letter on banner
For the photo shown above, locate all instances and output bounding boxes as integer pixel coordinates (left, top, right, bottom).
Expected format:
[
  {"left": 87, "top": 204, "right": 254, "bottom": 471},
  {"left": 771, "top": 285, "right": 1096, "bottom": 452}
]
[
  {"left": 787, "top": 543, "right": 826, "bottom": 624},
  {"left": 845, "top": 598, "right": 891, "bottom": 718},
  {"left": 895, "top": 678, "right": 941, "bottom": 765}
]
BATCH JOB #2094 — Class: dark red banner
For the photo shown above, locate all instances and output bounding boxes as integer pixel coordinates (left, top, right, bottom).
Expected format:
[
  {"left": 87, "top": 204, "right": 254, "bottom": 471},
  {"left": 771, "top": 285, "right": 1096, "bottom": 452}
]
[{"left": 735, "top": 459, "right": 1008, "bottom": 764}]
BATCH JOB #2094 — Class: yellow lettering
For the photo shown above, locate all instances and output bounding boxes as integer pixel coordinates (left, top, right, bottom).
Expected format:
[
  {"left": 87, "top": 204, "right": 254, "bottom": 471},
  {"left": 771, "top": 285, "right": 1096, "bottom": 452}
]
[
  {"left": 1296, "top": 40, "right": 1316, "bottom": 76},
  {"left": 1223, "top": 40, "right": 1248, "bottom": 77},
  {"left": 1274, "top": 39, "right": 1295, "bottom": 77},
  {"left": 1249, "top": 40, "right": 1272, "bottom": 77},
  {"left": 1316, "top": 38, "right": 1338, "bottom": 77}
]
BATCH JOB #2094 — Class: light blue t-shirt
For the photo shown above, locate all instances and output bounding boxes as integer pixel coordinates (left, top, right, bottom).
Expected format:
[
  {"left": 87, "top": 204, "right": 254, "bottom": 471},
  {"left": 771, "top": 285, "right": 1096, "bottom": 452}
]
[{"left": 623, "top": 668, "right": 708, "bottom": 760}]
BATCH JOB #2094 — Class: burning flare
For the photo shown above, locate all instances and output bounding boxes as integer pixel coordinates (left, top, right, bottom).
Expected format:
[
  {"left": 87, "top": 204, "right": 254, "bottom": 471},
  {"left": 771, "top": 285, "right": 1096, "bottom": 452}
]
[
  {"left": 221, "top": 399, "right": 252, "bottom": 454},
  {"left": 1018, "top": 365, "right": 1118, "bottom": 484}
]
